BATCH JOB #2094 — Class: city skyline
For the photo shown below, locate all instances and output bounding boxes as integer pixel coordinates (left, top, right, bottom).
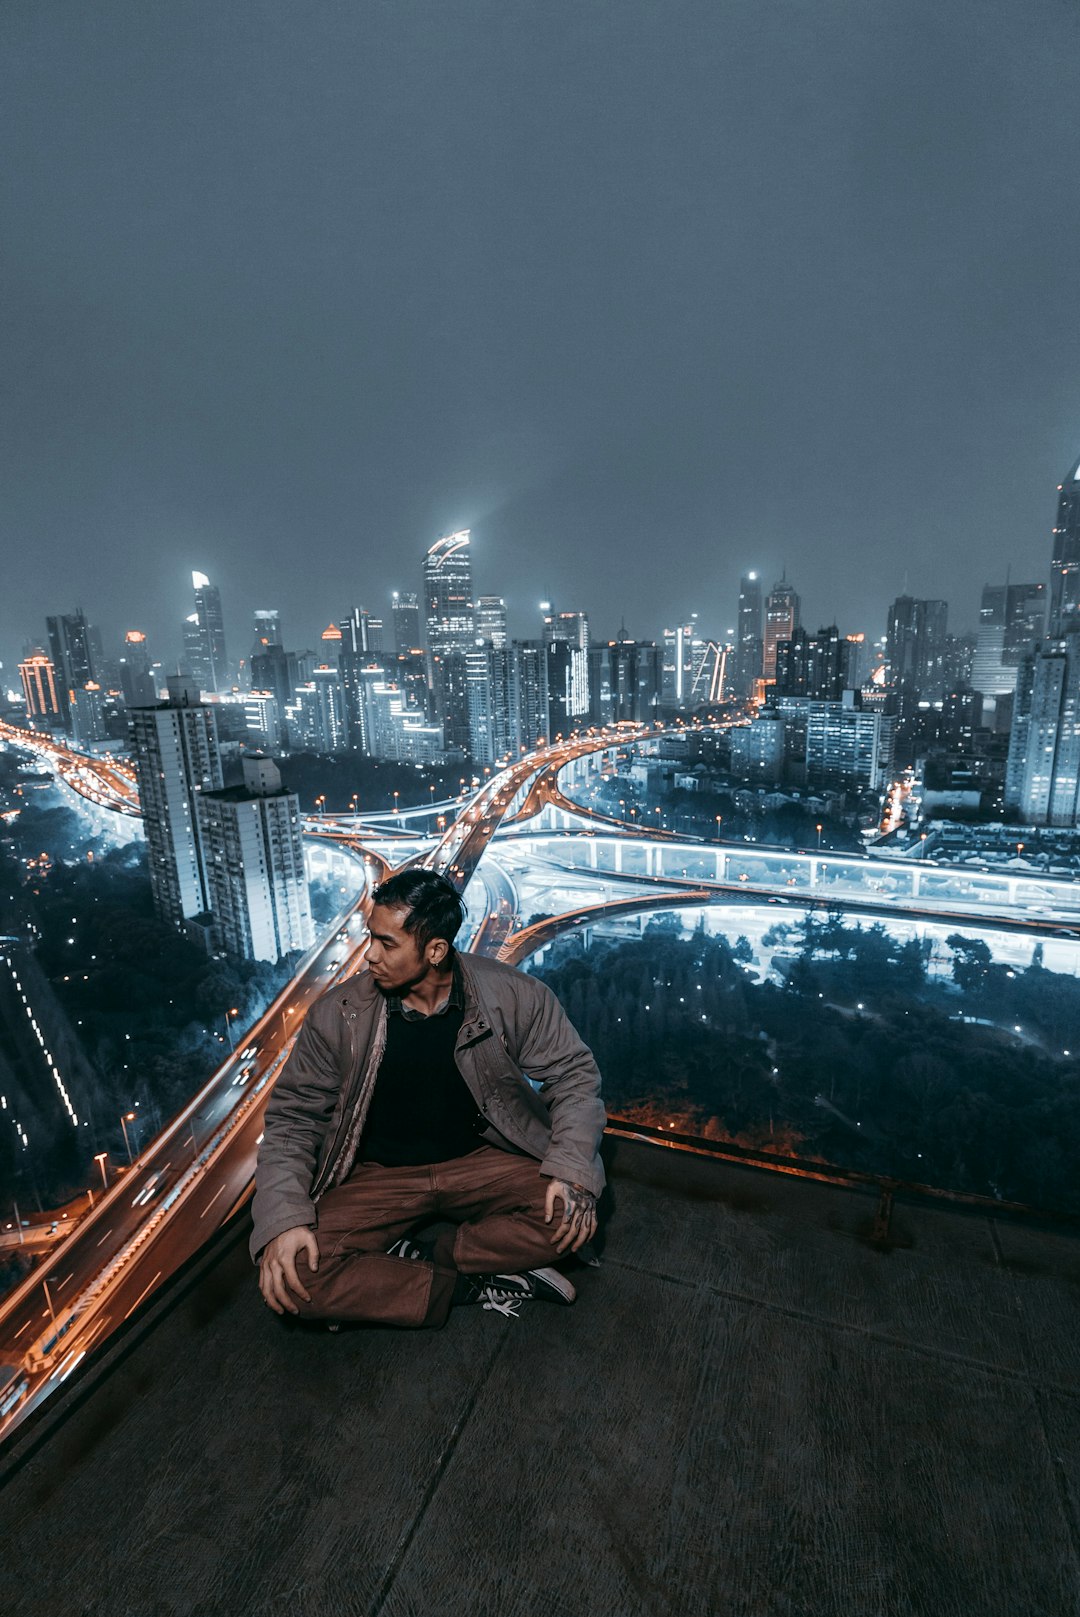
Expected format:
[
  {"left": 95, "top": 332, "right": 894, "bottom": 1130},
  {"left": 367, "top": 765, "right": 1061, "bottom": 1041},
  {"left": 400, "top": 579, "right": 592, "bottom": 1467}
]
[
  {"left": 4, "top": 495, "right": 1071, "bottom": 691},
  {"left": 5, "top": 4, "right": 1080, "bottom": 679}
]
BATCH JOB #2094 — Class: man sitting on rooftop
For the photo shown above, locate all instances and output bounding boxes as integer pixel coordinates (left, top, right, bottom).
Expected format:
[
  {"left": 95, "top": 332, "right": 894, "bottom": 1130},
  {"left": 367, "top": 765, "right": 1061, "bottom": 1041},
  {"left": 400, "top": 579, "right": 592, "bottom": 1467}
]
[{"left": 251, "top": 868, "right": 605, "bottom": 1326}]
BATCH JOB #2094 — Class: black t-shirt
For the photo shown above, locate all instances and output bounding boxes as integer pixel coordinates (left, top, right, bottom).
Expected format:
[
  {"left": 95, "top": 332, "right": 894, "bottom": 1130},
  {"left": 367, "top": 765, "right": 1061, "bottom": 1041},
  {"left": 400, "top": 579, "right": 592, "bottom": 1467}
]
[{"left": 356, "top": 975, "right": 486, "bottom": 1167}]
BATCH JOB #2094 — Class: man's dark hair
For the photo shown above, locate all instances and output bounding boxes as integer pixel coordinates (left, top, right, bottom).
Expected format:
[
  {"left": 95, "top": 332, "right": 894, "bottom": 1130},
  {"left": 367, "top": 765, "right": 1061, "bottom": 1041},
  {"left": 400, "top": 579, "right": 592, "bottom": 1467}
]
[{"left": 370, "top": 869, "right": 466, "bottom": 953}]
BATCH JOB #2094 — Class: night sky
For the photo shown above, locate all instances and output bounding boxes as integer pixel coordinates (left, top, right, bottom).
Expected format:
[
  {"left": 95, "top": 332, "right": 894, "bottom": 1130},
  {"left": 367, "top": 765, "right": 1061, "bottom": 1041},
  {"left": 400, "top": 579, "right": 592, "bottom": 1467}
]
[{"left": 5, "top": 0, "right": 1080, "bottom": 679}]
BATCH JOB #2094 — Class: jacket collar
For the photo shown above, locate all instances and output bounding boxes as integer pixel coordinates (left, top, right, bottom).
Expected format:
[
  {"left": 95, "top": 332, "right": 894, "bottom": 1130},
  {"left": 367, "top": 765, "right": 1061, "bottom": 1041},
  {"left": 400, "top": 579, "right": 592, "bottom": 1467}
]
[{"left": 339, "top": 951, "right": 490, "bottom": 1041}]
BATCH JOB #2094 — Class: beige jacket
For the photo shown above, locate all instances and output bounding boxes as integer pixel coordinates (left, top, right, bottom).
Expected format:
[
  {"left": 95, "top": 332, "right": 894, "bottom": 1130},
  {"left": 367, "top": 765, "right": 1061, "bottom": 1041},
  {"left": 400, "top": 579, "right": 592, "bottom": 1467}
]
[{"left": 249, "top": 951, "right": 606, "bottom": 1262}]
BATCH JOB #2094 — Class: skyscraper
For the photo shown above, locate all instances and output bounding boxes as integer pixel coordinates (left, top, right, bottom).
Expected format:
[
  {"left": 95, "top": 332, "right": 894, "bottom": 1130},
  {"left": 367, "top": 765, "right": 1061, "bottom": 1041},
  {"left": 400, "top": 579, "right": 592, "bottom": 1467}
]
[
  {"left": 660, "top": 619, "right": 699, "bottom": 707},
  {"left": 1050, "top": 452, "right": 1080, "bottom": 636},
  {"left": 183, "top": 571, "right": 229, "bottom": 693},
  {"left": 18, "top": 651, "right": 63, "bottom": 729},
  {"left": 972, "top": 582, "right": 1046, "bottom": 701},
  {"left": 1005, "top": 640, "right": 1080, "bottom": 825},
  {"left": 287, "top": 668, "right": 348, "bottom": 753},
  {"left": 119, "top": 631, "right": 158, "bottom": 707},
  {"left": 197, "top": 754, "right": 314, "bottom": 962},
  {"left": 541, "top": 606, "right": 589, "bottom": 718},
  {"left": 129, "top": 677, "right": 223, "bottom": 932},
  {"left": 46, "top": 608, "right": 97, "bottom": 731},
  {"left": 589, "top": 638, "right": 662, "bottom": 724},
  {"left": 511, "top": 640, "right": 550, "bottom": 752},
  {"left": 763, "top": 577, "right": 800, "bottom": 682},
  {"left": 476, "top": 595, "right": 509, "bottom": 648},
  {"left": 733, "top": 574, "right": 763, "bottom": 699},
  {"left": 250, "top": 610, "right": 283, "bottom": 659},
  {"left": 774, "top": 626, "right": 850, "bottom": 701},
  {"left": 466, "top": 643, "right": 515, "bottom": 765},
  {"left": 423, "top": 531, "right": 474, "bottom": 751},
  {"left": 886, "top": 596, "right": 948, "bottom": 699},
  {"left": 391, "top": 591, "right": 422, "bottom": 653}
]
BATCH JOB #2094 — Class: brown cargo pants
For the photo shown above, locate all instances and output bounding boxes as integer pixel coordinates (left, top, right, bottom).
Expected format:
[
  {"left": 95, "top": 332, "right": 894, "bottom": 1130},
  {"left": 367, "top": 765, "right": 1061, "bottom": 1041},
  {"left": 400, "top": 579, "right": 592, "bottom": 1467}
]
[{"left": 291, "top": 1144, "right": 565, "bottom": 1329}]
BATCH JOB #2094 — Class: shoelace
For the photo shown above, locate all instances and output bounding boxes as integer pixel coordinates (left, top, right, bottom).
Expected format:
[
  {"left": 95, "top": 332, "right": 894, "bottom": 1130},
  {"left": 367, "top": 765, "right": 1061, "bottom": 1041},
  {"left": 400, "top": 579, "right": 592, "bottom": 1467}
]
[{"left": 479, "top": 1286, "right": 525, "bottom": 1318}]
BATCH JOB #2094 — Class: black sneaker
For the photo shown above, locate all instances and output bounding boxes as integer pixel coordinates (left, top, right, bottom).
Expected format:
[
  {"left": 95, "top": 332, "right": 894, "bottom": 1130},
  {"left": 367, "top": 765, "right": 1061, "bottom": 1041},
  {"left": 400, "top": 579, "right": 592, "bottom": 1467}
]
[{"left": 462, "top": 1266, "right": 576, "bottom": 1318}]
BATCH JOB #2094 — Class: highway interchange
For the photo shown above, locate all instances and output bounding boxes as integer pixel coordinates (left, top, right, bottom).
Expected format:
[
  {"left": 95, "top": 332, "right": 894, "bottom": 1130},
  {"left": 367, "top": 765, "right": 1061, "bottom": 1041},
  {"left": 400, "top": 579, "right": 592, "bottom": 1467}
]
[{"left": 2, "top": 717, "right": 1079, "bottom": 1437}]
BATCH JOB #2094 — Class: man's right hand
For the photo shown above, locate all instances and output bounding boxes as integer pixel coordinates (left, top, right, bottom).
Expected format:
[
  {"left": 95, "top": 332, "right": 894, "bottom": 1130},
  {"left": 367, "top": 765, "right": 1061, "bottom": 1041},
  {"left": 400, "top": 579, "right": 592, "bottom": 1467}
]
[{"left": 258, "top": 1226, "right": 319, "bottom": 1315}]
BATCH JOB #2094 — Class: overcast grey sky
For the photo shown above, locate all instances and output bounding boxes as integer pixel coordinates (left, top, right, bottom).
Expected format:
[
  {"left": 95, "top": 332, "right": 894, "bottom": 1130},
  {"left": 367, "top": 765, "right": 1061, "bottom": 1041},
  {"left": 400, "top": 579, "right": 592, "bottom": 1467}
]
[{"left": 4, "top": 0, "right": 1080, "bottom": 676}]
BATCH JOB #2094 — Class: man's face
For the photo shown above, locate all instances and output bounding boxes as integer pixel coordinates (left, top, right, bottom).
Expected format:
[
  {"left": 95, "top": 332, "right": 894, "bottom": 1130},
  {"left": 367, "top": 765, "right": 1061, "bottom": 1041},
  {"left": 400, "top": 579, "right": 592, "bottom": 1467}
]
[{"left": 365, "top": 903, "right": 446, "bottom": 994}]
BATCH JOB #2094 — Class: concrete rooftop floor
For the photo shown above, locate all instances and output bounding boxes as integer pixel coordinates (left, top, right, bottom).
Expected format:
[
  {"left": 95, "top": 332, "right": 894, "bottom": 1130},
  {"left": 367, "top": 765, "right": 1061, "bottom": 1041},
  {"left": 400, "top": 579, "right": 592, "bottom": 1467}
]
[{"left": 2, "top": 1133, "right": 1079, "bottom": 1617}]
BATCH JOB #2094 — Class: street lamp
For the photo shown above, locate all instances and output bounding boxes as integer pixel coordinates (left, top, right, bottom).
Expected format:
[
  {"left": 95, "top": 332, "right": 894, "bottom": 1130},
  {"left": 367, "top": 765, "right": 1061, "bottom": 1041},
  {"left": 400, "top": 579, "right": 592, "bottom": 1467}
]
[
  {"left": 715, "top": 815, "right": 722, "bottom": 841},
  {"left": 120, "top": 1110, "right": 138, "bottom": 1164},
  {"left": 815, "top": 823, "right": 823, "bottom": 852},
  {"left": 223, "top": 1007, "right": 239, "bottom": 1050},
  {"left": 94, "top": 1151, "right": 108, "bottom": 1190}
]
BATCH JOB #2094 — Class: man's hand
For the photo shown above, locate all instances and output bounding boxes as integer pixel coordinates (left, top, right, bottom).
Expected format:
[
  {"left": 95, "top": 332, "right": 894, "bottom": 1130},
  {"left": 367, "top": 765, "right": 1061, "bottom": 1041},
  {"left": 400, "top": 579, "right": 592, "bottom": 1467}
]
[
  {"left": 543, "top": 1178, "right": 597, "bottom": 1255},
  {"left": 258, "top": 1226, "right": 319, "bottom": 1315}
]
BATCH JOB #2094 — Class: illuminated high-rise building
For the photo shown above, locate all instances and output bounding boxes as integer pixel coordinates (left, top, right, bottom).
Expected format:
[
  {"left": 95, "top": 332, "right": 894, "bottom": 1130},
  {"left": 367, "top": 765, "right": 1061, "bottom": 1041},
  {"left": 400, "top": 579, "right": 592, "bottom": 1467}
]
[
  {"left": 129, "top": 677, "right": 223, "bottom": 932},
  {"left": 511, "top": 640, "right": 550, "bottom": 752},
  {"left": 46, "top": 608, "right": 97, "bottom": 732},
  {"left": 763, "top": 577, "right": 800, "bottom": 681},
  {"left": 70, "top": 683, "right": 108, "bottom": 745},
  {"left": 886, "top": 596, "right": 948, "bottom": 700},
  {"left": 18, "top": 651, "right": 63, "bottom": 729},
  {"left": 1005, "top": 639, "right": 1080, "bottom": 825},
  {"left": 476, "top": 595, "right": 509, "bottom": 648},
  {"left": 286, "top": 668, "right": 348, "bottom": 753},
  {"left": 340, "top": 608, "right": 383, "bottom": 659},
  {"left": 391, "top": 591, "right": 422, "bottom": 653},
  {"left": 1049, "top": 452, "right": 1080, "bottom": 636},
  {"left": 119, "top": 631, "right": 158, "bottom": 707},
  {"left": 661, "top": 619, "right": 699, "bottom": 707},
  {"left": 973, "top": 583, "right": 1046, "bottom": 702},
  {"left": 466, "top": 644, "right": 515, "bottom": 765},
  {"left": 590, "top": 638, "right": 662, "bottom": 724},
  {"left": 541, "top": 606, "right": 589, "bottom": 718},
  {"left": 733, "top": 574, "right": 763, "bottom": 699},
  {"left": 423, "top": 531, "right": 474, "bottom": 750},
  {"left": 183, "top": 571, "right": 229, "bottom": 693},
  {"left": 250, "top": 610, "right": 283, "bottom": 659},
  {"left": 197, "top": 754, "right": 314, "bottom": 963},
  {"left": 775, "top": 626, "right": 850, "bottom": 701}
]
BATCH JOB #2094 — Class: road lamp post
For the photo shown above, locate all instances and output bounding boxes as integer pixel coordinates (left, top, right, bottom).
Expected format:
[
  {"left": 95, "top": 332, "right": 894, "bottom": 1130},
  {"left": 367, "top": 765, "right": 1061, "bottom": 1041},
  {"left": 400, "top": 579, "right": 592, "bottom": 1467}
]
[
  {"left": 715, "top": 815, "right": 722, "bottom": 842},
  {"left": 816, "top": 822, "right": 823, "bottom": 852},
  {"left": 94, "top": 1152, "right": 108, "bottom": 1190},
  {"left": 120, "top": 1111, "right": 137, "bottom": 1164},
  {"left": 223, "top": 1007, "right": 239, "bottom": 1050}
]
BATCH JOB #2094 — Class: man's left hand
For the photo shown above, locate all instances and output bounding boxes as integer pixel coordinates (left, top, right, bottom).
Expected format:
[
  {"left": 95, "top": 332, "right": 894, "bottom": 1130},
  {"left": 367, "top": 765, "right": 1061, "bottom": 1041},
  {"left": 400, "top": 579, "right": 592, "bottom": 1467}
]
[{"left": 543, "top": 1177, "right": 597, "bottom": 1255}]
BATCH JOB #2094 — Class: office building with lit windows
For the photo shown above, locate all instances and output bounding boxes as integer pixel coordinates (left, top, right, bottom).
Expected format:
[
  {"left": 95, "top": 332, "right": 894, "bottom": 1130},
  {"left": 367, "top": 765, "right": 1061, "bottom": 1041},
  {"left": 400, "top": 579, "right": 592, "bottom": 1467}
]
[
  {"left": 391, "top": 591, "right": 422, "bottom": 653},
  {"left": 763, "top": 577, "right": 800, "bottom": 682},
  {"left": 184, "top": 571, "right": 230, "bottom": 694},
  {"left": 886, "top": 596, "right": 948, "bottom": 700},
  {"left": 1005, "top": 640, "right": 1080, "bottom": 825},
  {"left": 197, "top": 754, "right": 313, "bottom": 963},
  {"left": 423, "top": 531, "right": 474, "bottom": 750},
  {"left": 1050, "top": 452, "right": 1080, "bottom": 636},
  {"left": 18, "top": 651, "right": 63, "bottom": 729},
  {"left": 119, "top": 631, "right": 158, "bottom": 707},
  {"left": 660, "top": 620, "right": 699, "bottom": 707},
  {"left": 46, "top": 608, "right": 97, "bottom": 732},
  {"left": 542, "top": 606, "right": 589, "bottom": 720},
  {"left": 733, "top": 573, "right": 763, "bottom": 699},
  {"left": 129, "top": 677, "right": 223, "bottom": 932}
]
